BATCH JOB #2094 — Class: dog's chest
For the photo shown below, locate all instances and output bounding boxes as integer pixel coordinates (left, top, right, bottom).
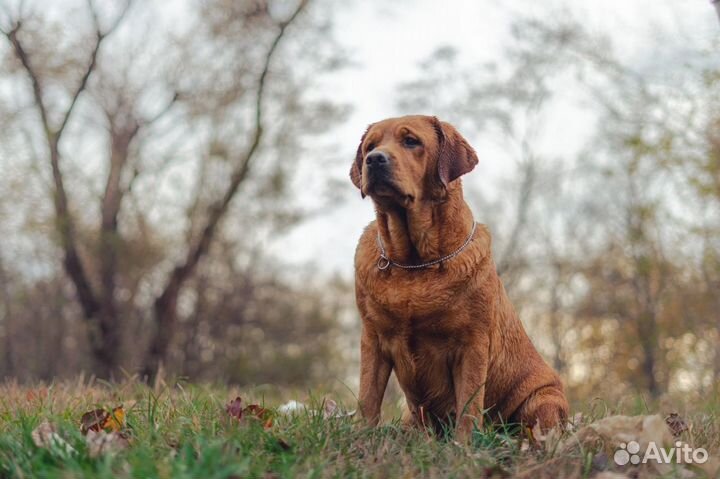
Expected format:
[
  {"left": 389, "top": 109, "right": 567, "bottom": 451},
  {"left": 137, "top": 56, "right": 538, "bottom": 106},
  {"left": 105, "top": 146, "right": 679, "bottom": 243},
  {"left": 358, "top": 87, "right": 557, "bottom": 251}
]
[
  {"left": 374, "top": 310, "right": 466, "bottom": 412},
  {"left": 363, "top": 268, "right": 465, "bottom": 319}
]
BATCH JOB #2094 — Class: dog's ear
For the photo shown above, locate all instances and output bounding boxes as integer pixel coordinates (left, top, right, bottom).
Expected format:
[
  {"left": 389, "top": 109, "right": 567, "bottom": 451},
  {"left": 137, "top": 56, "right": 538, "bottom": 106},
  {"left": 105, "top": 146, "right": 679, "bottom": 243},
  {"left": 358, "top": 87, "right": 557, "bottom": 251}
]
[
  {"left": 432, "top": 118, "right": 478, "bottom": 186},
  {"left": 350, "top": 124, "right": 371, "bottom": 198}
]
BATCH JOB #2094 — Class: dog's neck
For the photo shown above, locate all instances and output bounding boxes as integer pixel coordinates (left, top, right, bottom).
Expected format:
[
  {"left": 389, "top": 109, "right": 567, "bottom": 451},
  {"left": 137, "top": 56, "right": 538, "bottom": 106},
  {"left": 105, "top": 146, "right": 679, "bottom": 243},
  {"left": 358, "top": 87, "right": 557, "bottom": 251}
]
[{"left": 373, "top": 181, "right": 475, "bottom": 265}]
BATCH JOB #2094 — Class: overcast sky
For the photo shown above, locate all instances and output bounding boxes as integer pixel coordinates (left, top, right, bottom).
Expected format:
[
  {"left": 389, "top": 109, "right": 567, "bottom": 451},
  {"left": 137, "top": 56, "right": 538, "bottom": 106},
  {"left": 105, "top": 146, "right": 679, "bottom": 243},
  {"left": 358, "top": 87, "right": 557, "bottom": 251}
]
[
  {"left": 262, "top": 0, "right": 718, "bottom": 277},
  {"left": 2, "top": 0, "right": 717, "bottom": 279}
]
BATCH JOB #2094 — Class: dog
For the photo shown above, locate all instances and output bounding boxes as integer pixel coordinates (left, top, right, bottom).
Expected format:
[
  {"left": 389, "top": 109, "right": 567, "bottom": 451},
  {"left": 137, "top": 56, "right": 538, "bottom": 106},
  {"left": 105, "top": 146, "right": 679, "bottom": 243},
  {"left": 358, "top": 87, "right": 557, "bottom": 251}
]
[{"left": 350, "top": 115, "right": 568, "bottom": 438}]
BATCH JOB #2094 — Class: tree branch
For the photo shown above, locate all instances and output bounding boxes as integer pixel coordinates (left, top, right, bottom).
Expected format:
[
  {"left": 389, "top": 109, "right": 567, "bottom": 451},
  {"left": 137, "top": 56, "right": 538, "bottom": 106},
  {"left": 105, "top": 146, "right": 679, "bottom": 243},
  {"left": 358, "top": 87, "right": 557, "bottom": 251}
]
[
  {"left": 2, "top": 1, "right": 132, "bottom": 369},
  {"left": 141, "top": 92, "right": 180, "bottom": 127},
  {"left": 187, "top": 0, "right": 308, "bottom": 276},
  {"left": 4, "top": 22, "right": 53, "bottom": 141},
  {"left": 56, "top": 0, "right": 132, "bottom": 140},
  {"left": 167, "top": 0, "right": 306, "bottom": 290},
  {"left": 4, "top": 20, "right": 100, "bottom": 322},
  {"left": 145, "top": 0, "right": 309, "bottom": 375}
]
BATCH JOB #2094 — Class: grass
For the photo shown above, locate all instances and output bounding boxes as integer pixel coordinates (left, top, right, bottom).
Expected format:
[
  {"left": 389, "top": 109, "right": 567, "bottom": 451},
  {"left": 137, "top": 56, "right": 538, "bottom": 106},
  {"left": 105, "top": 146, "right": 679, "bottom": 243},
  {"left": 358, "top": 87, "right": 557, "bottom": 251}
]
[{"left": 0, "top": 379, "right": 718, "bottom": 478}]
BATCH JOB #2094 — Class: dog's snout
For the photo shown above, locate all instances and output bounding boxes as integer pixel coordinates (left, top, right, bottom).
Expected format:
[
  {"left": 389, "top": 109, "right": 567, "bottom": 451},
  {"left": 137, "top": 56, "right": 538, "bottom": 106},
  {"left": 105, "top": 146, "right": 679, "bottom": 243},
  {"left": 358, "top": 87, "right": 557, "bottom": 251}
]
[{"left": 366, "top": 151, "right": 390, "bottom": 168}]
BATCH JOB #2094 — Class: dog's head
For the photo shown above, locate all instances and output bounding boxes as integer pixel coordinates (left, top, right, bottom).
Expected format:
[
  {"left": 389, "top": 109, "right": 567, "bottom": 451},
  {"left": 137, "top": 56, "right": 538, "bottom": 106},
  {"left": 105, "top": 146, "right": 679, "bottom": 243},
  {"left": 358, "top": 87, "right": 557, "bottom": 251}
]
[{"left": 350, "top": 115, "right": 478, "bottom": 206}]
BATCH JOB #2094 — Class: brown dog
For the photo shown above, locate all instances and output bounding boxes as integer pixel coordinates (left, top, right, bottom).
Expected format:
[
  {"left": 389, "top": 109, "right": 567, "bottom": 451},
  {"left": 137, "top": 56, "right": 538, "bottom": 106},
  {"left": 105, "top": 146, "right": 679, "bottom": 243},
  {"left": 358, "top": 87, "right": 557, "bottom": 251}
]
[{"left": 350, "top": 115, "right": 568, "bottom": 438}]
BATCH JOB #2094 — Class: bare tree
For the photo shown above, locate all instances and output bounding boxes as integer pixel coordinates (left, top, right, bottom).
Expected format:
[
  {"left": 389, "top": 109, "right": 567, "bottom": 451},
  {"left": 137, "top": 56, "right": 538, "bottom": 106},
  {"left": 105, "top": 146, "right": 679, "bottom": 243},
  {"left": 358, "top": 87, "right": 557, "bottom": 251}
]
[
  {"left": 1, "top": 0, "right": 344, "bottom": 379},
  {"left": 1, "top": 0, "right": 132, "bottom": 373},
  {"left": 142, "top": 0, "right": 309, "bottom": 379}
]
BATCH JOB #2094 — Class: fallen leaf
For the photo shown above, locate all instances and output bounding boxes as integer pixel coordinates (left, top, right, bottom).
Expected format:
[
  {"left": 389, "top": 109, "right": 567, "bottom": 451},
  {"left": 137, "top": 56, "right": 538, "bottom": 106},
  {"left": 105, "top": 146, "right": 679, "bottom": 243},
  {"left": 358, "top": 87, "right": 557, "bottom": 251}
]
[
  {"left": 80, "top": 409, "right": 108, "bottom": 434},
  {"left": 664, "top": 413, "right": 688, "bottom": 437},
  {"left": 80, "top": 406, "right": 126, "bottom": 434},
  {"left": 244, "top": 404, "right": 274, "bottom": 429},
  {"left": 86, "top": 430, "right": 130, "bottom": 458},
  {"left": 31, "top": 420, "right": 77, "bottom": 456},
  {"left": 225, "top": 397, "right": 274, "bottom": 429},
  {"left": 102, "top": 406, "right": 125, "bottom": 432},
  {"left": 226, "top": 397, "right": 244, "bottom": 420}
]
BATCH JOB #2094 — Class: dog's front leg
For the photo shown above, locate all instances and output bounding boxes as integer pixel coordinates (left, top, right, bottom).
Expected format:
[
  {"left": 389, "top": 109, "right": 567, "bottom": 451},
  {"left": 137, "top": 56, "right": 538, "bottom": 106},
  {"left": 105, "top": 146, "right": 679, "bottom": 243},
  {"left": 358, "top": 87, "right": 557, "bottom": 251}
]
[
  {"left": 453, "top": 340, "right": 489, "bottom": 441},
  {"left": 358, "top": 325, "right": 392, "bottom": 426}
]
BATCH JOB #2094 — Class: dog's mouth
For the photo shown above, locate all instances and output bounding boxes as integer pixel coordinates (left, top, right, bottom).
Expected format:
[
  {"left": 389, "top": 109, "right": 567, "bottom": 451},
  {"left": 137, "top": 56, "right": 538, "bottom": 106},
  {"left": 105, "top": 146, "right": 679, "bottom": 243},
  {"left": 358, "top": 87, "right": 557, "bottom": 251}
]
[{"left": 365, "top": 177, "right": 414, "bottom": 207}]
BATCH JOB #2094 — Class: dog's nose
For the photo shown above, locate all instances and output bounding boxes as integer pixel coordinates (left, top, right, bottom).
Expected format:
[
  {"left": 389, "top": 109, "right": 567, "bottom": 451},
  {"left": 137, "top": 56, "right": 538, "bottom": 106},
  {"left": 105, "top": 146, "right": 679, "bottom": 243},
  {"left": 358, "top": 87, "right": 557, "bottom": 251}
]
[{"left": 366, "top": 151, "right": 390, "bottom": 168}]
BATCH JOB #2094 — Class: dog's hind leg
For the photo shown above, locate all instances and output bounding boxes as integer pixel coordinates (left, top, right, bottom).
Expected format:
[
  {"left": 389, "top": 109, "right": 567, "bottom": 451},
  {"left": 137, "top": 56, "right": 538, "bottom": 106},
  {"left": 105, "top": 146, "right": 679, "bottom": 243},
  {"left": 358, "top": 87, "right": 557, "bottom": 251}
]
[{"left": 515, "top": 385, "right": 569, "bottom": 432}]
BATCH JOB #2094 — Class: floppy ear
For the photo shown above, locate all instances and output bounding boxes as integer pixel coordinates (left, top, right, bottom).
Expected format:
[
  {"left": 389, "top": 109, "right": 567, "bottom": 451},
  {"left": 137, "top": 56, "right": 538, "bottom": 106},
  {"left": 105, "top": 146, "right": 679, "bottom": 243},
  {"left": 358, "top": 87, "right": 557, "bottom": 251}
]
[
  {"left": 350, "top": 125, "right": 371, "bottom": 198},
  {"left": 432, "top": 118, "right": 478, "bottom": 186}
]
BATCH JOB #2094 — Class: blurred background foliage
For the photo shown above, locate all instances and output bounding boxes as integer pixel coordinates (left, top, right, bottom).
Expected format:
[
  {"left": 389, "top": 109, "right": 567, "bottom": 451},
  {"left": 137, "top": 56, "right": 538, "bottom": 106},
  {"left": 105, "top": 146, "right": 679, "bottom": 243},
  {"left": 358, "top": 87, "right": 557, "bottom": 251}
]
[{"left": 0, "top": 0, "right": 718, "bottom": 407}]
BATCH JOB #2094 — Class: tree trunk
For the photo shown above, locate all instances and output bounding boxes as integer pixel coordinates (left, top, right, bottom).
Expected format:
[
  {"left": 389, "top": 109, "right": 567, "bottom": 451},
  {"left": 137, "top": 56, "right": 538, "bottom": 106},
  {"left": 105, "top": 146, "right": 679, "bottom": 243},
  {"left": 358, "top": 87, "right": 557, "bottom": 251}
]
[
  {"left": 141, "top": 1, "right": 307, "bottom": 380},
  {"left": 0, "top": 256, "right": 14, "bottom": 377},
  {"left": 637, "top": 311, "right": 660, "bottom": 398},
  {"left": 4, "top": 6, "right": 130, "bottom": 377},
  {"left": 96, "top": 127, "right": 138, "bottom": 375},
  {"left": 144, "top": 272, "right": 184, "bottom": 378},
  {"left": 51, "top": 145, "right": 111, "bottom": 375}
]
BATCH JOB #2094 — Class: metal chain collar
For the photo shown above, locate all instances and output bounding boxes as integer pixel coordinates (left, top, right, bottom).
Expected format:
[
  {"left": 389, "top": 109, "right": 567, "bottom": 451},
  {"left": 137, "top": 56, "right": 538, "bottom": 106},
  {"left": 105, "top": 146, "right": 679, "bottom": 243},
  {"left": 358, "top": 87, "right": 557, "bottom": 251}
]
[{"left": 375, "top": 221, "right": 478, "bottom": 271}]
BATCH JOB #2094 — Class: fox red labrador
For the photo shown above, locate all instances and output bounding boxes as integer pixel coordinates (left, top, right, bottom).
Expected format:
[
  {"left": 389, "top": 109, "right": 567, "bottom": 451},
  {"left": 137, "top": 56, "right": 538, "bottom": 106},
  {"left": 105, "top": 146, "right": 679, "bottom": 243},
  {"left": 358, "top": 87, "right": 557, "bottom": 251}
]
[{"left": 350, "top": 115, "right": 568, "bottom": 438}]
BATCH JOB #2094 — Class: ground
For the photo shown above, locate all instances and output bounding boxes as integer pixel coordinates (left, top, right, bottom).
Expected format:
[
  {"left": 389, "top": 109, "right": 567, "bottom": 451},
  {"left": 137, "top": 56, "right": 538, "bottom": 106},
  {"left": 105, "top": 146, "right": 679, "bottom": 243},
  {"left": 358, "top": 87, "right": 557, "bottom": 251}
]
[{"left": 0, "top": 380, "right": 718, "bottom": 478}]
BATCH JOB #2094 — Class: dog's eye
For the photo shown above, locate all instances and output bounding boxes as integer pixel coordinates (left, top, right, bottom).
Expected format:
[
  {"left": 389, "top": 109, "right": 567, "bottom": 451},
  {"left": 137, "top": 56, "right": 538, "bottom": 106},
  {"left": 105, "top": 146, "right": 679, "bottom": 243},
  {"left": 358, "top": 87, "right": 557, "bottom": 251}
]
[
  {"left": 403, "top": 136, "right": 421, "bottom": 148},
  {"left": 366, "top": 142, "right": 376, "bottom": 153}
]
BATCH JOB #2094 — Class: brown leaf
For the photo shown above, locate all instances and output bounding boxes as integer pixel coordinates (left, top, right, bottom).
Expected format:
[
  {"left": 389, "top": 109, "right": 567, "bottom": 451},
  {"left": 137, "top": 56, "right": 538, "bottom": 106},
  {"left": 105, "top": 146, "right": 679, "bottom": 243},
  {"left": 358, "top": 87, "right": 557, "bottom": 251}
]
[
  {"left": 226, "top": 396, "right": 244, "bottom": 420},
  {"left": 80, "top": 409, "right": 109, "bottom": 434},
  {"left": 244, "top": 404, "right": 274, "bottom": 429},
  {"left": 80, "top": 406, "right": 126, "bottom": 434},
  {"left": 664, "top": 413, "right": 688, "bottom": 437},
  {"left": 225, "top": 397, "right": 274, "bottom": 429},
  {"left": 102, "top": 406, "right": 126, "bottom": 432}
]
